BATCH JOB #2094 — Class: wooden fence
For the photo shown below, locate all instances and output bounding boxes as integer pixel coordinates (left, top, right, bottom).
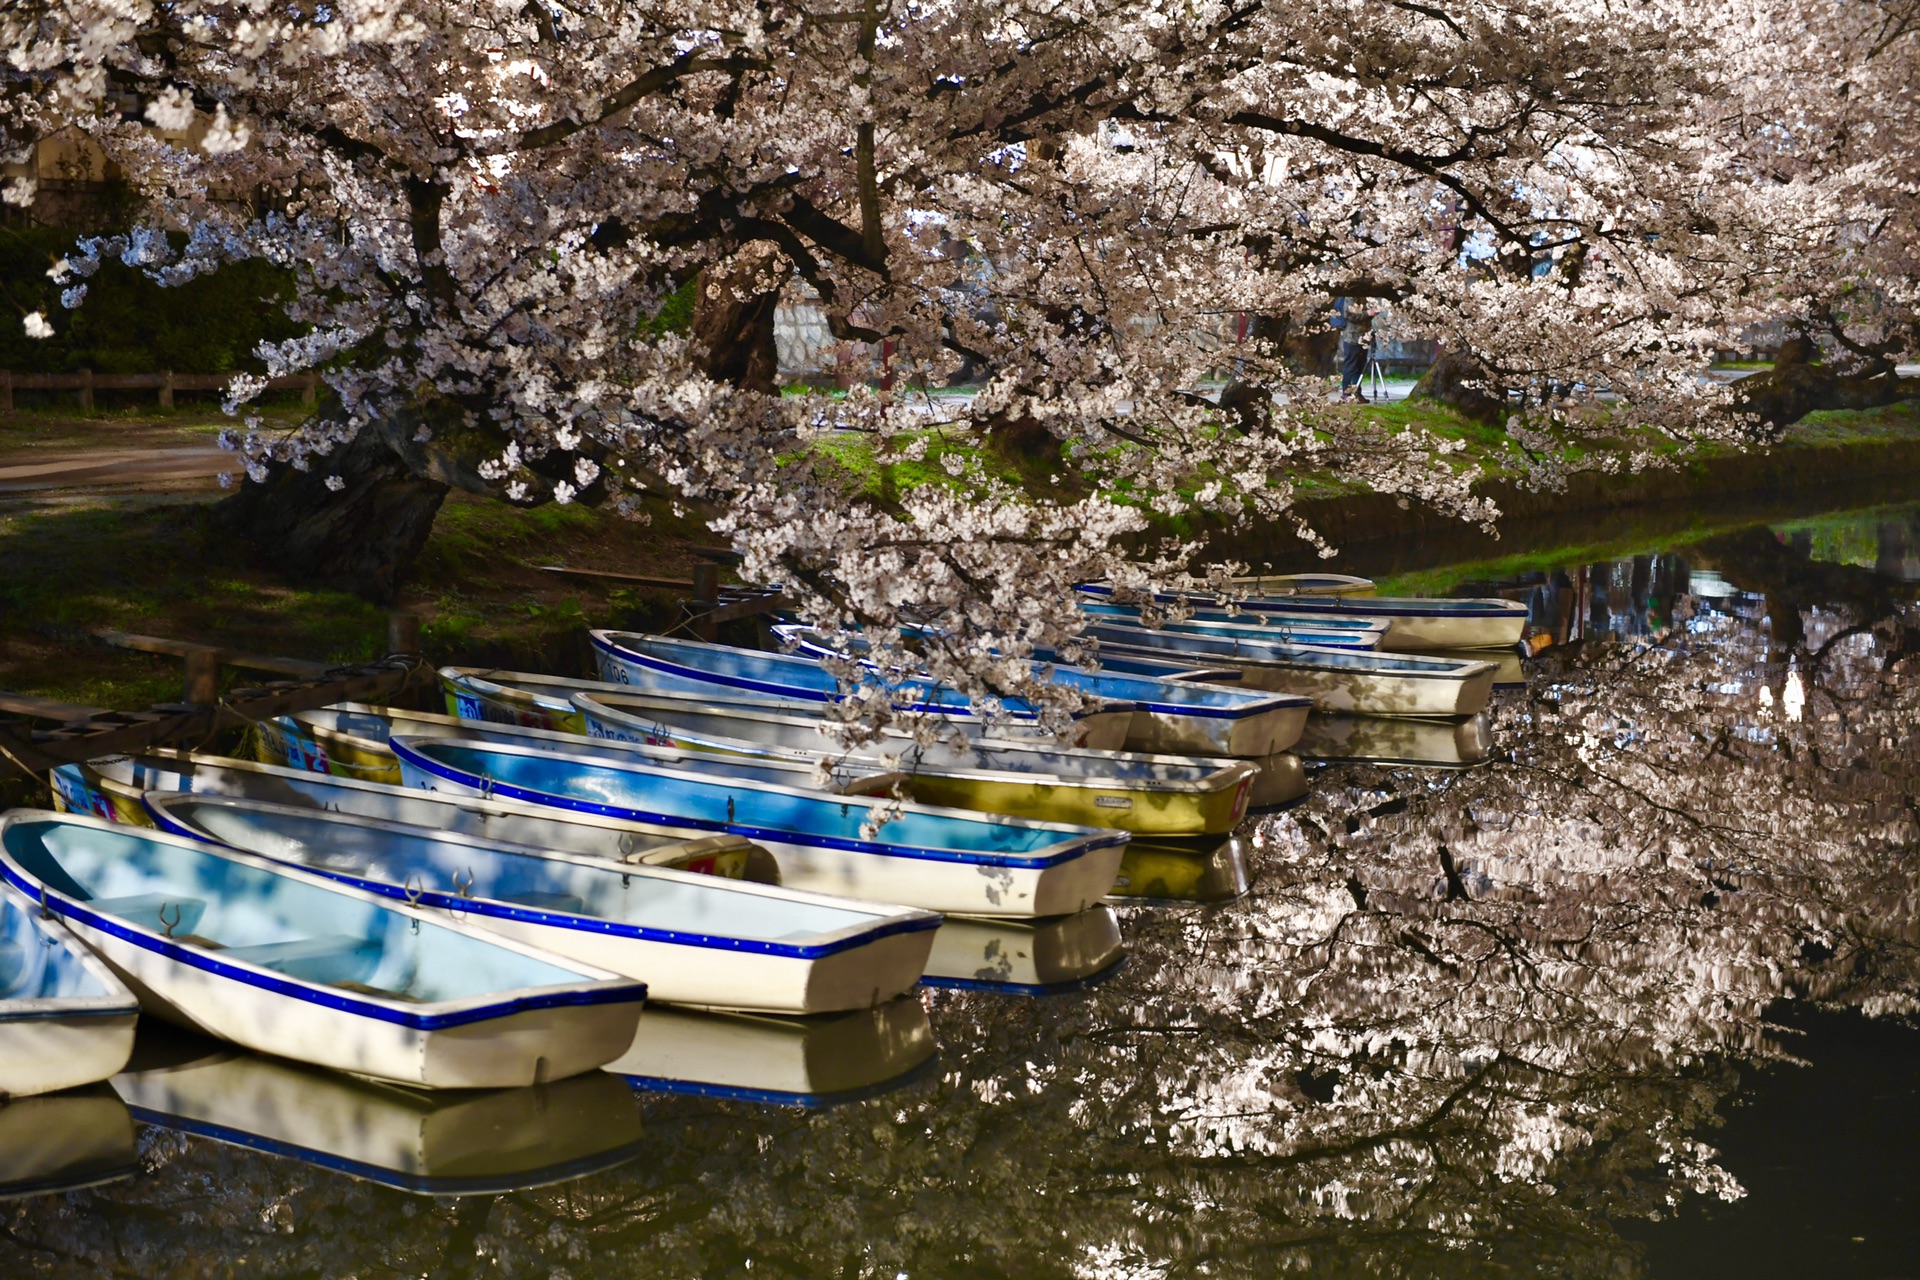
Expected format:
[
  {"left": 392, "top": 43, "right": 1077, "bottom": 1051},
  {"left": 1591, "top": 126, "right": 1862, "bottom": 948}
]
[{"left": 0, "top": 370, "right": 319, "bottom": 411}]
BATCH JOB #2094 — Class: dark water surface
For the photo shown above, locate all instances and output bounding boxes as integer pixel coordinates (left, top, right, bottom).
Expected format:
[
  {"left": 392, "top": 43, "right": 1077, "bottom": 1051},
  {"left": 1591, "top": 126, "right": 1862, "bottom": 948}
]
[{"left": 3, "top": 496, "right": 1918, "bottom": 1278}]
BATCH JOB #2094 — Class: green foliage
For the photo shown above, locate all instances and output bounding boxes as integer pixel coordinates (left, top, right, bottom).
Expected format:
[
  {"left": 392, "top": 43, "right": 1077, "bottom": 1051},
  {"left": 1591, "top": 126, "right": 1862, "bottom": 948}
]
[
  {"left": 637, "top": 275, "right": 698, "bottom": 339},
  {"left": 0, "top": 223, "right": 304, "bottom": 376}
]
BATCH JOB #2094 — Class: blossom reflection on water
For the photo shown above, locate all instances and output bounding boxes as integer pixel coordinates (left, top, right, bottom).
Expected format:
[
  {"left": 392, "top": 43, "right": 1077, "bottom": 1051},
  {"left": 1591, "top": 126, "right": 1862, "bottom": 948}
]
[{"left": 1, "top": 506, "right": 1916, "bottom": 1278}]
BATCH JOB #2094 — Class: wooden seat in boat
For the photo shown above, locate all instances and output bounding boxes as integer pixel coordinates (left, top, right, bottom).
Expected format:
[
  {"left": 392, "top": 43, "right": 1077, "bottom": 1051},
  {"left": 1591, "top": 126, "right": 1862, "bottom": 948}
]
[
  {"left": 222, "top": 935, "right": 380, "bottom": 986},
  {"left": 493, "top": 889, "right": 588, "bottom": 914}
]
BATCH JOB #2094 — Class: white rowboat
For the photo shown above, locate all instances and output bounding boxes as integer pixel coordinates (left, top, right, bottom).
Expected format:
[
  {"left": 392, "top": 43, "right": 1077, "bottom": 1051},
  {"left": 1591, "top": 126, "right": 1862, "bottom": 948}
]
[{"left": 0, "top": 811, "right": 648, "bottom": 1089}]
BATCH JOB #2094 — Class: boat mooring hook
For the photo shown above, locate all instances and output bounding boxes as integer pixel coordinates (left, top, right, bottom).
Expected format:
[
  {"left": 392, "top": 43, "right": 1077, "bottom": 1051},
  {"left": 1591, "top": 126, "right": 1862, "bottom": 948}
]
[
  {"left": 37, "top": 882, "right": 55, "bottom": 923},
  {"left": 453, "top": 867, "right": 475, "bottom": 899},
  {"left": 158, "top": 901, "right": 181, "bottom": 939},
  {"left": 404, "top": 875, "right": 425, "bottom": 933},
  {"left": 478, "top": 772, "right": 496, "bottom": 801}
]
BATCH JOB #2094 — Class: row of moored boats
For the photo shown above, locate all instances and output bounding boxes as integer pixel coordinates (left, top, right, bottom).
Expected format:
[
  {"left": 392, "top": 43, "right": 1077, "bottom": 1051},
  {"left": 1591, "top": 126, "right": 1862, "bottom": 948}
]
[{"left": 1, "top": 573, "right": 1524, "bottom": 1122}]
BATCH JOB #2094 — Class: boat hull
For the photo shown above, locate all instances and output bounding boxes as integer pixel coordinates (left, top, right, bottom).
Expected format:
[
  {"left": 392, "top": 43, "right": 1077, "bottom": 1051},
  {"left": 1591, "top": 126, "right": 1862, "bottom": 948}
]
[
  {"left": 1296, "top": 712, "right": 1496, "bottom": 767},
  {"left": 896, "top": 767, "right": 1251, "bottom": 836},
  {"left": 1122, "top": 700, "right": 1308, "bottom": 757},
  {"left": 1374, "top": 615, "right": 1527, "bottom": 651},
  {"left": 1220, "top": 658, "right": 1494, "bottom": 716},
  {"left": 0, "top": 1014, "right": 140, "bottom": 1099},
  {"left": 56, "top": 917, "right": 641, "bottom": 1088},
  {"left": 420, "top": 908, "right": 934, "bottom": 1015}
]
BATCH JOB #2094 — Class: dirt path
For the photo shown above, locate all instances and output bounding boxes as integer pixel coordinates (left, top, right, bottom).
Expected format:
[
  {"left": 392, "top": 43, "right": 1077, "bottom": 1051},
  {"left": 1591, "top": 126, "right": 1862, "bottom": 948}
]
[{"left": 0, "top": 445, "right": 231, "bottom": 494}]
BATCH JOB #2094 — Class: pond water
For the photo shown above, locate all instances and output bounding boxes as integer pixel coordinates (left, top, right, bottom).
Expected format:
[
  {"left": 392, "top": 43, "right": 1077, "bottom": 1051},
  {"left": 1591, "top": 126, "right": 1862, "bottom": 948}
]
[{"left": 3, "top": 496, "right": 1918, "bottom": 1278}]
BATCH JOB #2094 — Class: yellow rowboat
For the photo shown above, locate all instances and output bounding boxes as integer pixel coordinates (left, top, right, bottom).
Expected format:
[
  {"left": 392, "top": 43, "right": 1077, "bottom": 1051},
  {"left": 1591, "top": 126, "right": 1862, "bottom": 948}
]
[
  {"left": 442, "top": 665, "right": 1138, "bottom": 752},
  {"left": 574, "top": 690, "right": 1266, "bottom": 837},
  {"left": 260, "top": 704, "right": 906, "bottom": 798},
  {"left": 1107, "top": 836, "right": 1254, "bottom": 904},
  {"left": 50, "top": 751, "right": 779, "bottom": 883}
]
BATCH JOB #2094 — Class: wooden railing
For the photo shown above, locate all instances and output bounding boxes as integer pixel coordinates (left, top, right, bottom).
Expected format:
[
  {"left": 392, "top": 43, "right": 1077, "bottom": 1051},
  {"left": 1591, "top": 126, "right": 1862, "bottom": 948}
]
[{"left": 0, "top": 370, "right": 319, "bottom": 411}]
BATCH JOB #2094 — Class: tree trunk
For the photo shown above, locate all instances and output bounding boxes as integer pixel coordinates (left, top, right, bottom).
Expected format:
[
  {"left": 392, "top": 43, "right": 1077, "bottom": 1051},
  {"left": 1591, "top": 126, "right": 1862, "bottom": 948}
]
[
  {"left": 211, "top": 423, "right": 449, "bottom": 603},
  {"left": 1214, "top": 313, "right": 1339, "bottom": 431},
  {"left": 1730, "top": 337, "right": 1914, "bottom": 434},
  {"left": 691, "top": 265, "right": 783, "bottom": 394},
  {"left": 1409, "top": 348, "right": 1507, "bottom": 424}
]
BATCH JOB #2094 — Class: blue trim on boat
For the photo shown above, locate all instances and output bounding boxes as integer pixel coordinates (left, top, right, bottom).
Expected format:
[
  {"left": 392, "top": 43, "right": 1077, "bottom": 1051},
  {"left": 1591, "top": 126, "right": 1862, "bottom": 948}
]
[
  {"left": 126, "top": 1109, "right": 649, "bottom": 1195},
  {"left": 593, "top": 633, "right": 1024, "bottom": 717},
  {"left": 0, "top": 863, "right": 648, "bottom": 1033},
  {"left": 392, "top": 739, "right": 1127, "bottom": 869},
  {"left": 776, "top": 631, "right": 1291, "bottom": 722},
  {"left": 144, "top": 802, "right": 939, "bottom": 961}
]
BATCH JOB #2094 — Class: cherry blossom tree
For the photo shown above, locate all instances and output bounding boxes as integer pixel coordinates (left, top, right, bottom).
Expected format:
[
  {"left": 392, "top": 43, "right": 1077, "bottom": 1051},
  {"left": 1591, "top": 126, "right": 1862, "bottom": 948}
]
[{"left": 2, "top": 1, "right": 1913, "bottom": 706}]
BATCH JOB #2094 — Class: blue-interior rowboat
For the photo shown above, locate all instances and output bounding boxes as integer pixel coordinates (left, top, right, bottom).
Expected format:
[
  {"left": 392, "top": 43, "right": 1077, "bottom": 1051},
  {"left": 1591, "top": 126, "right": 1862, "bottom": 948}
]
[
  {"left": 389, "top": 735, "right": 1128, "bottom": 918},
  {"left": 772, "top": 626, "right": 1311, "bottom": 759},
  {"left": 1075, "top": 582, "right": 1528, "bottom": 650},
  {"left": 145, "top": 793, "right": 941, "bottom": 1014},
  {"left": 265, "top": 703, "right": 906, "bottom": 799},
  {"left": 589, "top": 631, "right": 1138, "bottom": 746},
  {"left": 0, "top": 810, "right": 648, "bottom": 1088},
  {"left": 0, "top": 880, "right": 140, "bottom": 1098}
]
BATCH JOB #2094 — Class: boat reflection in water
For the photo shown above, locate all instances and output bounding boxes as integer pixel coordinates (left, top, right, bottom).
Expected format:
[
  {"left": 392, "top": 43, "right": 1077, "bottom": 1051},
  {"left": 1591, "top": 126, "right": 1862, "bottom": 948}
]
[
  {"left": 0, "top": 1087, "right": 138, "bottom": 1200},
  {"left": 1108, "top": 836, "right": 1253, "bottom": 904},
  {"left": 1245, "top": 751, "right": 1307, "bottom": 808},
  {"left": 1294, "top": 711, "right": 1495, "bottom": 768},
  {"left": 609, "top": 997, "right": 936, "bottom": 1109},
  {"left": 923, "top": 908, "right": 1125, "bottom": 993},
  {"left": 112, "top": 1027, "right": 647, "bottom": 1195}
]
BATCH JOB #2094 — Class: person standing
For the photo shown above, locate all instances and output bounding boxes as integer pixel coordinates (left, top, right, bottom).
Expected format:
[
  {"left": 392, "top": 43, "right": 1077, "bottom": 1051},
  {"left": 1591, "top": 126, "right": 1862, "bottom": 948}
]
[{"left": 1332, "top": 296, "right": 1373, "bottom": 401}]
